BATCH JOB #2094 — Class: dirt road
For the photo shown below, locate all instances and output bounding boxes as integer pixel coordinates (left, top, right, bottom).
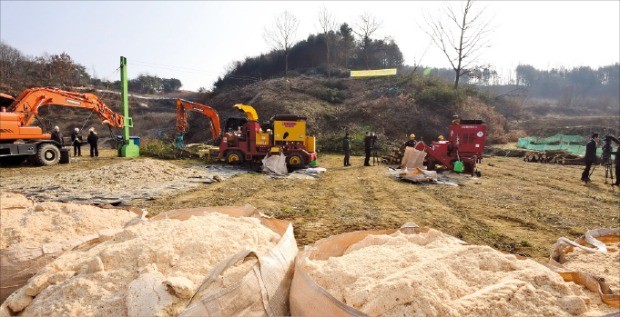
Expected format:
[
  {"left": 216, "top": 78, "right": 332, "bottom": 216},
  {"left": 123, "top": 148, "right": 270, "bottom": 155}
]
[{"left": 2, "top": 151, "right": 618, "bottom": 261}]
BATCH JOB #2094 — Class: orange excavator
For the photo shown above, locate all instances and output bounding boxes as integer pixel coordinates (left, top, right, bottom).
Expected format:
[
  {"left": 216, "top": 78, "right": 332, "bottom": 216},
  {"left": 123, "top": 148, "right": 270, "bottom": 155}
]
[
  {"left": 0, "top": 87, "right": 124, "bottom": 166},
  {"left": 174, "top": 98, "right": 221, "bottom": 148}
]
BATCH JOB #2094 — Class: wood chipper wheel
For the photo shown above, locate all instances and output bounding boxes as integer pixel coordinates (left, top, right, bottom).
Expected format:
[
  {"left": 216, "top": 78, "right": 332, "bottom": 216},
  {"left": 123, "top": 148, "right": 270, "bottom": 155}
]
[
  {"left": 463, "top": 161, "right": 476, "bottom": 175},
  {"left": 286, "top": 153, "right": 305, "bottom": 170},
  {"left": 225, "top": 150, "right": 244, "bottom": 165}
]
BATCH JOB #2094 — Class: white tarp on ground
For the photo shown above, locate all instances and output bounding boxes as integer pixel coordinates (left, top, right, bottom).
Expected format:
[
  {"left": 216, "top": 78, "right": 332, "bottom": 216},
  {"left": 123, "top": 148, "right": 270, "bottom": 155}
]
[
  {"left": 400, "top": 147, "right": 426, "bottom": 169},
  {"left": 262, "top": 153, "right": 288, "bottom": 176}
]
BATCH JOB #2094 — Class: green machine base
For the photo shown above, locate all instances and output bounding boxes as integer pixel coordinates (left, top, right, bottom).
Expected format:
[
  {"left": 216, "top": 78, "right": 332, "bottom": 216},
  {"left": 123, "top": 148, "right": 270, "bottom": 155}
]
[{"left": 120, "top": 141, "right": 140, "bottom": 158}]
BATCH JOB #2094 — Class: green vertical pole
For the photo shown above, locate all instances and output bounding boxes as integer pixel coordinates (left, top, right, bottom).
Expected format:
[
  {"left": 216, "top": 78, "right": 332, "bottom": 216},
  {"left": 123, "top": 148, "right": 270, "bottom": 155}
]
[{"left": 119, "top": 56, "right": 140, "bottom": 157}]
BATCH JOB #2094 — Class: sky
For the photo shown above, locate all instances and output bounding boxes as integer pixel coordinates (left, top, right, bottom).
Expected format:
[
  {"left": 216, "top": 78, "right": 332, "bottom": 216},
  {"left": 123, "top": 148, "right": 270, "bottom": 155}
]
[{"left": 1, "top": 1, "right": 618, "bottom": 91}]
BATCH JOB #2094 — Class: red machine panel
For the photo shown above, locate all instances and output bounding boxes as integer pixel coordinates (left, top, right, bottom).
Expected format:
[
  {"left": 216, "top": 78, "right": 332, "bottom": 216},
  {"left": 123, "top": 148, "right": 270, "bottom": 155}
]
[{"left": 448, "top": 120, "right": 486, "bottom": 156}]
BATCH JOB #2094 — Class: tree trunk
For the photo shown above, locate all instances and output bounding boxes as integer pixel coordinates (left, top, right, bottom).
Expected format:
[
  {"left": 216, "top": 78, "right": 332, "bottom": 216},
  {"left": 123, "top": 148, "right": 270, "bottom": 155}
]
[
  {"left": 454, "top": 72, "right": 461, "bottom": 90},
  {"left": 285, "top": 50, "right": 289, "bottom": 77},
  {"left": 326, "top": 45, "right": 331, "bottom": 77}
]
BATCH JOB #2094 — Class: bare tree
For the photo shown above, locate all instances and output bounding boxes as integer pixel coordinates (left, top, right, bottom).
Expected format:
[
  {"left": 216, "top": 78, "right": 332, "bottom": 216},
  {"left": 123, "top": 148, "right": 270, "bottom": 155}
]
[
  {"left": 317, "top": 5, "right": 338, "bottom": 76},
  {"left": 263, "top": 10, "right": 299, "bottom": 77},
  {"left": 425, "top": 0, "right": 492, "bottom": 90},
  {"left": 354, "top": 12, "right": 382, "bottom": 69}
]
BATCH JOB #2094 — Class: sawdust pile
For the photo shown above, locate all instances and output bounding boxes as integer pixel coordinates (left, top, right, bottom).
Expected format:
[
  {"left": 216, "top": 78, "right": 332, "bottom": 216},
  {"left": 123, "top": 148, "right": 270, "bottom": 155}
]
[
  {"left": 0, "top": 192, "right": 136, "bottom": 249},
  {"left": 304, "top": 229, "right": 616, "bottom": 317},
  {"left": 562, "top": 243, "right": 620, "bottom": 294},
  {"left": 0, "top": 159, "right": 214, "bottom": 204},
  {"left": 3, "top": 212, "right": 280, "bottom": 317}
]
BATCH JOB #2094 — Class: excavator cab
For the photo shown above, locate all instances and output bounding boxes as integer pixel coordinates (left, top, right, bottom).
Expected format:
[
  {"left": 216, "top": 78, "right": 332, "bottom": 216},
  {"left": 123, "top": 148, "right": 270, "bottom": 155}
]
[
  {"left": 0, "top": 93, "right": 15, "bottom": 109},
  {"left": 223, "top": 117, "right": 248, "bottom": 135}
]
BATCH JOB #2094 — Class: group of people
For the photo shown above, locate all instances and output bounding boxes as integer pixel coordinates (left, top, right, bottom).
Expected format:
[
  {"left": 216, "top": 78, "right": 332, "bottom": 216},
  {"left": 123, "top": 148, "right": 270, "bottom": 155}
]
[
  {"left": 343, "top": 131, "right": 421, "bottom": 167},
  {"left": 50, "top": 126, "right": 100, "bottom": 158},
  {"left": 581, "top": 132, "right": 620, "bottom": 186},
  {"left": 342, "top": 131, "right": 379, "bottom": 167}
]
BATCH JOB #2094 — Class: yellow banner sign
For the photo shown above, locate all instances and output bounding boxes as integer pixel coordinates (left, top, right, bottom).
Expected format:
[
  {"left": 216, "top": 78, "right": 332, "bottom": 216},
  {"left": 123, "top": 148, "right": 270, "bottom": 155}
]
[{"left": 350, "top": 68, "right": 397, "bottom": 77}]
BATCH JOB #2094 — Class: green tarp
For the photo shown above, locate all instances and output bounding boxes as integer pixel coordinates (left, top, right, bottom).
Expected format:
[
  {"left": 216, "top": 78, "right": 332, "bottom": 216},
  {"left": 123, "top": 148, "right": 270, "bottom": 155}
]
[{"left": 517, "top": 134, "right": 603, "bottom": 157}]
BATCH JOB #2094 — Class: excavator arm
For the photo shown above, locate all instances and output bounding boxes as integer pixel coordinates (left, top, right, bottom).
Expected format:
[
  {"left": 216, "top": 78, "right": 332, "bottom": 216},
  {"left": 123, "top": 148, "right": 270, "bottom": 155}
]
[
  {"left": 0, "top": 88, "right": 124, "bottom": 142},
  {"left": 175, "top": 99, "right": 221, "bottom": 147},
  {"left": 7, "top": 87, "right": 124, "bottom": 127}
]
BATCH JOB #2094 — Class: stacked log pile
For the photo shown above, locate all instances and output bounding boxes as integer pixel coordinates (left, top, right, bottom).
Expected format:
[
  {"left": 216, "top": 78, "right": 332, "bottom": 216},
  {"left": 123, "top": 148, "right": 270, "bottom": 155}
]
[
  {"left": 484, "top": 147, "right": 528, "bottom": 158},
  {"left": 523, "top": 150, "right": 583, "bottom": 165},
  {"left": 382, "top": 146, "right": 405, "bottom": 165}
]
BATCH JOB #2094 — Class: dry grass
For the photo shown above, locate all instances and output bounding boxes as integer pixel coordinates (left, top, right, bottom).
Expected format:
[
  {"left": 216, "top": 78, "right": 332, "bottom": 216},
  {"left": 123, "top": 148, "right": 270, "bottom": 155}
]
[{"left": 131, "top": 153, "right": 619, "bottom": 262}]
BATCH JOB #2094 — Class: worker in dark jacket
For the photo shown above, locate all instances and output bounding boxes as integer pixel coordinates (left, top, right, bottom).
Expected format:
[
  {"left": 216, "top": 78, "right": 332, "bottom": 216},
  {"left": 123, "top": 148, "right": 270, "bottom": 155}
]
[
  {"left": 608, "top": 135, "right": 620, "bottom": 187},
  {"left": 404, "top": 133, "right": 416, "bottom": 147},
  {"left": 87, "top": 127, "right": 99, "bottom": 157},
  {"left": 343, "top": 132, "right": 351, "bottom": 167},
  {"left": 71, "top": 128, "right": 83, "bottom": 157},
  {"left": 581, "top": 132, "right": 600, "bottom": 183},
  {"left": 51, "top": 126, "right": 64, "bottom": 147},
  {"left": 615, "top": 135, "right": 620, "bottom": 187},
  {"left": 363, "top": 132, "right": 373, "bottom": 166}
]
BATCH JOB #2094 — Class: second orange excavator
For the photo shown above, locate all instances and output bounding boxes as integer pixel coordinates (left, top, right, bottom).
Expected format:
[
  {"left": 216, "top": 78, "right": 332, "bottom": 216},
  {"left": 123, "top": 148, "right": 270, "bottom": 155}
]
[
  {"left": 174, "top": 98, "right": 221, "bottom": 148},
  {"left": 0, "top": 87, "right": 124, "bottom": 166}
]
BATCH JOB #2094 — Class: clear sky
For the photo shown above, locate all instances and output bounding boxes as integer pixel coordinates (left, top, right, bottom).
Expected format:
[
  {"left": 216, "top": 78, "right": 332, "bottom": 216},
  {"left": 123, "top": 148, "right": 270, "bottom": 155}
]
[{"left": 1, "top": 1, "right": 618, "bottom": 91}]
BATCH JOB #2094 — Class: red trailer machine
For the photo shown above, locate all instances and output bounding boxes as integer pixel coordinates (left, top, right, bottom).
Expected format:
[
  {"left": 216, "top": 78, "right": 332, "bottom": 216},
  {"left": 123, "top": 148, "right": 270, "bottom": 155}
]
[{"left": 414, "top": 120, "right": 487, "bottom": 175}]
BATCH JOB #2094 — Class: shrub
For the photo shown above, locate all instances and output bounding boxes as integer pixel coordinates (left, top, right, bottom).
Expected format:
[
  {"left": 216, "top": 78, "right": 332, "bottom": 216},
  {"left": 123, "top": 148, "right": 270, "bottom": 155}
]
[
  {"left": 322, "top": 79, "right": 347, "bottom": 90},
  {"left": 416, "top": 85, "right": 458, "bottom": 108},
  {"left": 320, "top": 88, "right": 346, "bottom": 104},
  {"left": 140, "top": 138, "right": 189, "bottom": 160}
]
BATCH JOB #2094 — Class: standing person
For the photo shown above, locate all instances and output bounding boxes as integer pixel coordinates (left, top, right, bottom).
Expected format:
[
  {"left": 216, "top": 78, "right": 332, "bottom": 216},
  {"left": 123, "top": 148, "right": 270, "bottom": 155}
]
[
  {"left": 610, "top": 135, "right": 620, "bottom": 187},
  {"left": 581, "top": 132, "right": 600, "bottom": 183},
  {"left": 370, "top": 132, "right": 377, "bottom": 148},
  {"left": 71, "top": 128, "right": 83, "bottom": 157},
  {"left": 343, "top": 132, "right": 351, "bottom": 167},
  {"left": 370, "top": 132, "right": 379, "bottom": 165},
  {"left": 51, "top": 126, "right": 64, "bottom": 147},
  {"left": 87, "top": 127, "right": 99, "bottom": 157},
  {"left": 363, "top": 132, "right": 372, "bottom": 166}
]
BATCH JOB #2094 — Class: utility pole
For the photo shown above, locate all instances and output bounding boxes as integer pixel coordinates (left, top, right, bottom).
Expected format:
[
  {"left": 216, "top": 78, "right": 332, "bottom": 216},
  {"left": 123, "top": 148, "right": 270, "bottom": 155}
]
[{"left": 119, "top": 56, "right": 140, "bottom": 157}]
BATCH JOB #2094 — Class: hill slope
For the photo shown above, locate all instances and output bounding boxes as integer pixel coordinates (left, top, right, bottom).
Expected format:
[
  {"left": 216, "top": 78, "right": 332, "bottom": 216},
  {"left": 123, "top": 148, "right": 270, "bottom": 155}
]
[
  {"left": 8, "top": 75, "right": 510, "bottom": 152},
  {"left": 190, "top": 75, "right": 508, "bottom": 152}
]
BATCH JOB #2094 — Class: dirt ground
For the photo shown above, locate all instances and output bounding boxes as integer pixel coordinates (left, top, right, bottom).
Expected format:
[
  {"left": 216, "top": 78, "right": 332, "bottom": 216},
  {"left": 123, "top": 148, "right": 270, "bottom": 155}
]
[{"left": 1, "top": 149, "right": 618, "bottom": 262}]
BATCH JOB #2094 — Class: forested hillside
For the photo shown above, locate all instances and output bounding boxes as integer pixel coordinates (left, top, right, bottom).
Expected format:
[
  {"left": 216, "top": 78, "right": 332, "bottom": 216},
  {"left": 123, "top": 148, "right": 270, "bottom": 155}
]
[{"left": 0, "top": 41, "right": 182, "bottom": 95}]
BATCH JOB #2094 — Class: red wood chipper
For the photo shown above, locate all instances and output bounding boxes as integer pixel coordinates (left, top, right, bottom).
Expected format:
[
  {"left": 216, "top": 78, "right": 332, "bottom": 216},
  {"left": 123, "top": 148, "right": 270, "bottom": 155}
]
[{"left": 414, "top": 119, "right": 487, "bottom": 175}]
